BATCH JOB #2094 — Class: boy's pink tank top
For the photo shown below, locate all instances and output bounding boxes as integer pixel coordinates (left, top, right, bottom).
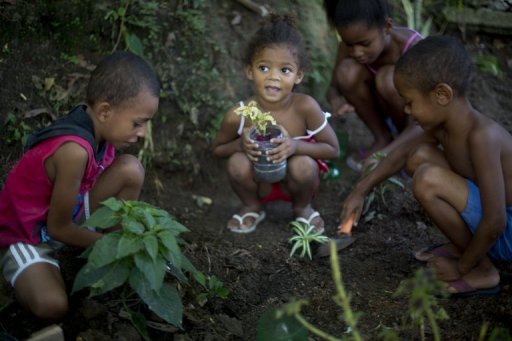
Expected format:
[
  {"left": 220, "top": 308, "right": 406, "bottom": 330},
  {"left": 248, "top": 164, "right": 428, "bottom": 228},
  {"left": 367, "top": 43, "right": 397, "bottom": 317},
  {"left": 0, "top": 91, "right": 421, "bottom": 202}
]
[{"left": 0, "top": 136, "right": 115, "bottom": 247}]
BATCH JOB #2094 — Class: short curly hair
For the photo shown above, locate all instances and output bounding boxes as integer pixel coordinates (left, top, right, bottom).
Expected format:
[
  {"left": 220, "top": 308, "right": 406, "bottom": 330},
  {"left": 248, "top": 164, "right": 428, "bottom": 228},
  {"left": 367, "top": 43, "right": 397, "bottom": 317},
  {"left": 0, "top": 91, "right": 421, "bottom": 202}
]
[
  {"left": 244, "top": 13, "right": 309, "bottom": 70},
  {"left": 86, "top": 51, "right": 160, "bottom": 108},
  {"left": 395, "top": 35, "right": 472, "bottom": 96}
]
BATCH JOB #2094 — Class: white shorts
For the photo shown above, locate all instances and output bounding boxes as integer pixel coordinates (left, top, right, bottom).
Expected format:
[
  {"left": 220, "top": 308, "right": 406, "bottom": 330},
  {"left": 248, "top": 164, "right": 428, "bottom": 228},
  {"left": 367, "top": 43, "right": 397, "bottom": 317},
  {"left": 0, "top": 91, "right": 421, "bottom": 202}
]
[{"left": 0, "top": 243, "right": 60, "bottom": 287}]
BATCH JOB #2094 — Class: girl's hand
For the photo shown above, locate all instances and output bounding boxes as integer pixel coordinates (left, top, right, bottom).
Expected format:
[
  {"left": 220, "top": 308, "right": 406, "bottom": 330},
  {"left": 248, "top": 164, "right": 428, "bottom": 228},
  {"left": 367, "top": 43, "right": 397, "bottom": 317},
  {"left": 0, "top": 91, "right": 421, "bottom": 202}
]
[
  {"left": 241, "top": 127, "right": 260, "bottom": 162},
  {"left": 267, "top": 126, "right": 297, "bottom": 163}
]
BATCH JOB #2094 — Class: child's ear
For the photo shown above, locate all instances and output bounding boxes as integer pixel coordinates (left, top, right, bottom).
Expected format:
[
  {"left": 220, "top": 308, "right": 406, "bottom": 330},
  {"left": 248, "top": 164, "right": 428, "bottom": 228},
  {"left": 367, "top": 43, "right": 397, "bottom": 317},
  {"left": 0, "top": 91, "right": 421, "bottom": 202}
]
[
  {"left": 245, "top": 65, "right": 254, "bottom": 80},
  {"left": 295, "top": 70, "right": 304, "bottom": 84},
  {"left": 96, "top": 102, "right": 112, "bottom": 122},
  {"left": 384, "top": 17, "right": 393, "bottom": 33},
  {"left": 432, "top": 83, "right": 453, "bottom": 106}
]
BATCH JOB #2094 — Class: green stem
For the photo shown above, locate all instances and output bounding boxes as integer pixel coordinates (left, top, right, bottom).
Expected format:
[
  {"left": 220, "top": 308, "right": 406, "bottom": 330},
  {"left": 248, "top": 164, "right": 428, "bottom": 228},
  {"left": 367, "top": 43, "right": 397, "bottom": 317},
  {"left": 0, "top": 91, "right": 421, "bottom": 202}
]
[
  {"left": 330, "top": 241, "right": 363, "bottom": 341},
  {"left": 426, "top": 308, "right": 440, "bottom": 341},
  {"left": 294, "top": 313, "right": 342, "bottom": 341}
]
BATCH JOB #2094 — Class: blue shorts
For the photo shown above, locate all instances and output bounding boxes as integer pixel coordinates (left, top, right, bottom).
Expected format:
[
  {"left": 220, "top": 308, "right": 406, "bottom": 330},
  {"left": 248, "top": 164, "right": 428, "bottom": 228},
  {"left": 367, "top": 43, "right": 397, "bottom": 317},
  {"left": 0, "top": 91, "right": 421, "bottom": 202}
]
[{"left": 461, "top": 179, "right": 512, "bottom": 261}]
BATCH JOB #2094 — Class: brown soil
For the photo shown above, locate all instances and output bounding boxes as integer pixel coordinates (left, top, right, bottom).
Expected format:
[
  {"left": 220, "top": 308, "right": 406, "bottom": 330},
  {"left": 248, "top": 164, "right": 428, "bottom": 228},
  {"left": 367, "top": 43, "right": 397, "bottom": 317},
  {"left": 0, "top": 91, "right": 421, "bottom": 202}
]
[{"left": 1, "top": 2, "right": 512, "bottom": 341}]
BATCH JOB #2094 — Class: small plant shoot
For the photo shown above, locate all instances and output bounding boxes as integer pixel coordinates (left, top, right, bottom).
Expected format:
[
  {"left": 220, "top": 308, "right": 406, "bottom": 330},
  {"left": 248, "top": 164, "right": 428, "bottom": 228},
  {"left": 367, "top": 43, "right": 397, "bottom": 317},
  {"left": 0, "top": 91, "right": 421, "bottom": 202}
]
[
  {"left": 234, "top": 100, "right": 276, "bottom": 135},
  {"left": 289, "top": 221, "right": 329, "bottom": 260}
]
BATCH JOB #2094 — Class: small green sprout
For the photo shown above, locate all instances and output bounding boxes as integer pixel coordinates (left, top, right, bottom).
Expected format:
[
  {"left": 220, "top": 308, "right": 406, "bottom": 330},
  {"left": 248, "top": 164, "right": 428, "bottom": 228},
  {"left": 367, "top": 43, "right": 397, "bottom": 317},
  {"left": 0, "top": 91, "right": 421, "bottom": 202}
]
[
  {"left": 288, "top": 221, "right": 329, "bottom": 260},
  {"left": 234, "top": 100, "right": 276, "bottom": 135}
]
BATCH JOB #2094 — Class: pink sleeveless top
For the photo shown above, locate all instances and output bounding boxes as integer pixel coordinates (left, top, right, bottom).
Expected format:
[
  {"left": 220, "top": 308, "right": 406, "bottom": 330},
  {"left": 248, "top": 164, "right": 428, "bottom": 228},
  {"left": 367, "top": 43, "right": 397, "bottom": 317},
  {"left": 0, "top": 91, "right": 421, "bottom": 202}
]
[
  {"left": 366, "top": 29, "right": 422, "bottom": 75},
  {"left": 0, "top": 136, "right": 115, "bottom": 247}
]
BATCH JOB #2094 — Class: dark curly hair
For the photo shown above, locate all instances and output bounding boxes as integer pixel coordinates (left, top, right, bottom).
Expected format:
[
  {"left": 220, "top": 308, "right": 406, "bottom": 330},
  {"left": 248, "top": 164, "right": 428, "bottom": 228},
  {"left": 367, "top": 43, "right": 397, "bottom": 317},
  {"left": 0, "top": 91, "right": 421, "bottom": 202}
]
[
  {"left": 395, "top": 35, "right": 472, "bottom": 96},
  {"left": 86, "top": 51, "right": 160, "bottom": 108},
  {"left": 244, "top": 13, "right": 309, "bottom": 70},
  {"left": 330, "top": 0, "right": 390, "bottom": 29}
]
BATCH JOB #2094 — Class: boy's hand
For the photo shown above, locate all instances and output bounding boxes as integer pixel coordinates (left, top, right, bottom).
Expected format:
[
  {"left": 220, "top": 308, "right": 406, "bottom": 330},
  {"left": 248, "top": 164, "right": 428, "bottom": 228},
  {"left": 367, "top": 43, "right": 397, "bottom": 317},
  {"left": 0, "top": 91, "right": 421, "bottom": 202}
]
[
  {"left": 241, "top": 127, "right": 261, "bottom": 162},
  {"left": 338, "top": 190, "right": 364, "bottom": 233}
]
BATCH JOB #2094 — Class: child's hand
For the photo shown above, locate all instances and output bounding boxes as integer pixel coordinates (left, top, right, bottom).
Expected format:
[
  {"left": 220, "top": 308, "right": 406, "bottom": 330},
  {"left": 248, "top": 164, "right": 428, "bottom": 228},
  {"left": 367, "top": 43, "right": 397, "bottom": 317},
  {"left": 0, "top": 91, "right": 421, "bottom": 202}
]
[
  {"left": 339, "top": 190, "right": 364, "bottom": 232},
  {"left": 267, "top": 126, "right": 297, "bottom": 163},
  {"left": 241, "top": 127, "right": 261, "bottom": 162},
  {"left": 333, "top": 100, "right": 355, "bottom": 118}
]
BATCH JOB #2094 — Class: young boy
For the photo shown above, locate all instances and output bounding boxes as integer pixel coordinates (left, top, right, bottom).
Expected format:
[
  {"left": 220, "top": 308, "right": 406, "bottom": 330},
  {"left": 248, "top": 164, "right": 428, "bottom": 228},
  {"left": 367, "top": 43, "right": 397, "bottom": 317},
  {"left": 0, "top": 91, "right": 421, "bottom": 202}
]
[
  {"left": 0, "top": 51, "right": 160, "bottom": 320},
  {"left": 339, "top": 35, "right": 512, "bottom": 297}
]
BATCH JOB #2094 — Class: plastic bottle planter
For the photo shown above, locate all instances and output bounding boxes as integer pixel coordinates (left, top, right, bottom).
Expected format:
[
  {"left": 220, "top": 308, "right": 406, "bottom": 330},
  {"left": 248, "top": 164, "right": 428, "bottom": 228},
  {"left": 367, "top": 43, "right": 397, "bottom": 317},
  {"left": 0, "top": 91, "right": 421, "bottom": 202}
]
[{"left": 249, "top": 125, "right": 287, "bottom": 183}]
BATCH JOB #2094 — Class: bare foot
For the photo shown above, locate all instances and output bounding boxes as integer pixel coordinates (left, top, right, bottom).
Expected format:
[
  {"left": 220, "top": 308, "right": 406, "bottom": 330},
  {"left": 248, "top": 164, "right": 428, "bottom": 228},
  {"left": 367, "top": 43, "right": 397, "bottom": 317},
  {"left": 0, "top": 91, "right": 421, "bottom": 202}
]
[
  {"left": 414, "top": 243, "right": 460, "bottom": 262},
  {"left": 445, "top": 260, "right": 500, "bottom": 296}
]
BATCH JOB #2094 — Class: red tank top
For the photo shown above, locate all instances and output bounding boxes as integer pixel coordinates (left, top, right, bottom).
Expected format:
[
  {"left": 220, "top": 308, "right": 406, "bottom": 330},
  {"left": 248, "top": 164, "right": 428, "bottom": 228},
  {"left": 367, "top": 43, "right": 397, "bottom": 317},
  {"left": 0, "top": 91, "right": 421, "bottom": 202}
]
[{"left": 0, "top": 136, "right": 115, "bottom": 247}]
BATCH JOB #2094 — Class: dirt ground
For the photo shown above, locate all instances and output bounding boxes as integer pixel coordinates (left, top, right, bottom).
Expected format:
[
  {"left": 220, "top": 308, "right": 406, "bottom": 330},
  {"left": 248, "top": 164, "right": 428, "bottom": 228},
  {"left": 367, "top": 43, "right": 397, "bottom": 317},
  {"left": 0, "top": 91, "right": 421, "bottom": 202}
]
[{"left": 1, "top": 2, "right": 512, "bottom": 341}]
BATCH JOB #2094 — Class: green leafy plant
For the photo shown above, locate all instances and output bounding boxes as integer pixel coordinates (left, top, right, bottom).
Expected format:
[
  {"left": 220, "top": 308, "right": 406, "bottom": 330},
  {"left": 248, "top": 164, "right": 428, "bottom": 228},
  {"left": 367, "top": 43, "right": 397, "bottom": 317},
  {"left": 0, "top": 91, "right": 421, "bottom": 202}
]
[
  {"left": 104, "top": 0, "right": 160, "bottom": 56},
  {"left": 2, "top": 112, "right": 32, "bottom": 146},
  {"left": 288, "top": 221, "right": 329, "bottom": 260},
  {"left": 361, "top": 152, "right": 405, "bottom": 223},
  {"left": 392, "top": 268, "right": 449, "bottom": 341},
  {"left": 197, "top": 275, "right": 229, "bottom": 305},
  {"left": 234, "top": 100, "right": 276, "bottom": 136},
  {"left": 72, "top": 198, "right": 205, "bottom": 340},
  {"left": 474, "top": 54, "right": 503, "bottom": 78}
]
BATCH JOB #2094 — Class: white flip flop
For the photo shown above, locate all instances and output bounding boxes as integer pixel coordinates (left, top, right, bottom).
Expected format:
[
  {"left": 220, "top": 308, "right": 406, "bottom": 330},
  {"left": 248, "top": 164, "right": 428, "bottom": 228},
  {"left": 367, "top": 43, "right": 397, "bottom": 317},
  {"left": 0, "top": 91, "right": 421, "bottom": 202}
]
[{"left": 228, "top": 211, "right": 266, "bottom": 234}]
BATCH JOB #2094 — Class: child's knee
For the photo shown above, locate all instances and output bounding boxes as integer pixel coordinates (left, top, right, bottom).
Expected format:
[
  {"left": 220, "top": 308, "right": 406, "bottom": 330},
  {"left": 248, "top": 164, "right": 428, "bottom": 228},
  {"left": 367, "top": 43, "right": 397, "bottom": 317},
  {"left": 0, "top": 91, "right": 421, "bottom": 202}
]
[
  {"left": 412, "top": 164, "right": 443, "bottom": 198},
  {"left": 406, "top": 144, "right": 435, "bottom": 175},
  {"left": 31, "top": 292, "right": 68, "bottom": 321},
  {"left": 226, "top": 153, "right": 252, "bottom": 181},
  {"left": 336, "top": 59, "right": 368, "bottom": 91},
  {"left": 375, "top": 66, "right": 397, "bottom": 99},
  {"left": 287, "top": 156, "right": 318, "bottom": 182},
  {"left": 114, "top": 154, "right": 145, "bottom": 187}
]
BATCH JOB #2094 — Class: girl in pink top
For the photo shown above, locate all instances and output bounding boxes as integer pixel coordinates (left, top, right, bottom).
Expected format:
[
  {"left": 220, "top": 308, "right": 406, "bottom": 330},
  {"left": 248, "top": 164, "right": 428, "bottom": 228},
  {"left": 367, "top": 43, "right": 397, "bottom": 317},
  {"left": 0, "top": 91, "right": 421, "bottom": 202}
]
[
  {"left": 324, "top": 0, "right": 423, "bottom": 172},
  {"left": 0, "top": 51, "right": 160, "bottom": 322}
]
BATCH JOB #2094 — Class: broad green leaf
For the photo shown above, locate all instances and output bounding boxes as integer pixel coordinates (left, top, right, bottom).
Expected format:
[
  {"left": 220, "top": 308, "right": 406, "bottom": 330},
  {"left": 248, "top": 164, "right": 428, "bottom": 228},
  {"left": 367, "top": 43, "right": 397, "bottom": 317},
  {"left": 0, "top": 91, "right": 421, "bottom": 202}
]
[
  {"left": 143, "top": 235, "right": 159, "bottom": 261},
  {"left": 122, "top": 216, "right": 145, "bottom": 234},
  {"left": 129, "top": 270, "right": 183, "bottom": 327},
  {"left": 125, "top": 308, "right": 151, "bottom": 341},
  {"left": 157, "top": 218, "right": 189, "bottom": 234},
  {"left": 83, "top": 206, "right": 120, "bottom": 229},
  {"left": 89, "top": 262, "right": 131, "bottom": 296},
  {"left": 100, "top": 198, "right": 124, "bottom": 211},
  {"left": 142, "top": 210, "right": 156, "bottom": 229},
  {"left": 72, "top": 262, "right": 107, "bottom": 293},
  {"left": 116, "top": 234, "right": 144, "bottom": 259},
  {"left": 180, "top": 255, "right": 205, "bottom": 286},
  {"left": 72, "top": 261, "right": 129, "bottom": 295},
  {"left": 125, "top": 33, "right": 144, "bottom": 56},
  {"left": 158, "top": 231, "right": 181, "bottom": 269},
  {"left": 88, "top": 233, "right": 122, "bottom": 268},
  {"left": 164, "top": 262, "right": 188, "bottom": 284},
  {"left": 134, "top": 252, "right": 166, "bottom": 292}
]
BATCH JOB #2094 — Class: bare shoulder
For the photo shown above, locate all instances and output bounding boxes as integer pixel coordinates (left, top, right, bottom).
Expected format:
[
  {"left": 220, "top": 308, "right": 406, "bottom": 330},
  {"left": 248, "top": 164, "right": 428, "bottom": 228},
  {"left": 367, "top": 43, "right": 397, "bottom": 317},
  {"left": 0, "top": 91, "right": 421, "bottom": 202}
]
[
  {"left": 292, "top": 93, "right": 323, "bottom": 115},
  {"left": 46, "top": 141, "right": 89, "bottom": 182},
  {"left": 393, "top": 26, "right": 423, "bottom": 46}
]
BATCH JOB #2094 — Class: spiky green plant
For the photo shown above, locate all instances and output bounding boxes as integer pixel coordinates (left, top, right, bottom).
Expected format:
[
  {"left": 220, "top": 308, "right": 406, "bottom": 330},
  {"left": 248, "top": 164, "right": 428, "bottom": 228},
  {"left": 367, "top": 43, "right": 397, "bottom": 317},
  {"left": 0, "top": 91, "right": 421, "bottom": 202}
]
[{"left": 288, "top": 221, "right": 329, "bottom": 260}]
